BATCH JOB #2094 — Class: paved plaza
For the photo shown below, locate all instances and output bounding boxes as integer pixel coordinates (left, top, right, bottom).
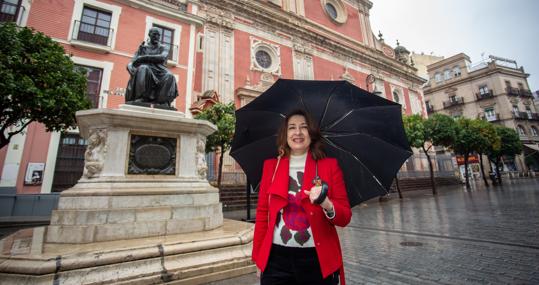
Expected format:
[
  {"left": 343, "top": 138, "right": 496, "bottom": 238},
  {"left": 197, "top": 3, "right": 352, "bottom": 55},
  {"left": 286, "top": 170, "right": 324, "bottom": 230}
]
[{"left": 210, "top": 178, "right": 539, "bottom": 285}]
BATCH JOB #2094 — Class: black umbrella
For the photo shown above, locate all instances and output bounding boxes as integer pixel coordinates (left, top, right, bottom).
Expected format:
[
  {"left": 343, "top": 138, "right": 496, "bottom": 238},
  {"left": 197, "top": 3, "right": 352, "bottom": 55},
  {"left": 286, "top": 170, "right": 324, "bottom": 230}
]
[{"left": 230, "top": 79, "right": 412, "bottom": 207}]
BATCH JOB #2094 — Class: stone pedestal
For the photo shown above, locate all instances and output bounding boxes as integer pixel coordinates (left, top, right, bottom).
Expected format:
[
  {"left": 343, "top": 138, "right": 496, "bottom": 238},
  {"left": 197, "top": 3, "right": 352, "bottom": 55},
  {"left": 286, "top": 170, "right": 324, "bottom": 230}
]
[
  {"left": 46, "top": 104, "right": 224, "bottom": 244},
  {"left": 0, "top": 105, "right": 255, "bottom": 284}
]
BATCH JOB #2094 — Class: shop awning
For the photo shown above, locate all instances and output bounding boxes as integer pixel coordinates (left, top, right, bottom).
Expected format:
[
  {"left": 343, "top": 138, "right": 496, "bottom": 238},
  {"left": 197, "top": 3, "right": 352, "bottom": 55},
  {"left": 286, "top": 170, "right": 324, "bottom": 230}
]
[{"left": 524, "top": 144, "right": 539, "bottom": 151}]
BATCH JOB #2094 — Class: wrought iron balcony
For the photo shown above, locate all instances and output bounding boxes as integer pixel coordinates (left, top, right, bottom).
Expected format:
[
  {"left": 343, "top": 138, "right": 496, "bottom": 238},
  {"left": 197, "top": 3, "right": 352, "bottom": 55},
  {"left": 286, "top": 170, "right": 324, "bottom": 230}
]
[
  {"left": 520, "top": 89, "right": 533, "bottom": 98},
  {"left": 0, "top": 0, "right": 25, "bottom": 25},
  {"left": 71, "top": 20, "right": 114, "bottom": 47},
  {"left": 475, "top": 90, "right": 494, "bottom": 101},
  {"left": 442, "top": 97, "right": 464, "bottom": 108},
  {"left": 531, "top": 113, "right": 539, "bottom": 121},
  {"left": 479, "top": 113, "right": 500, "bottom": 122},
  {"left": 506, "top": 87, "right": 520, "bottom": 96},
  {"left": 512, "top": 110, "right": 528, "bottom": 119}
]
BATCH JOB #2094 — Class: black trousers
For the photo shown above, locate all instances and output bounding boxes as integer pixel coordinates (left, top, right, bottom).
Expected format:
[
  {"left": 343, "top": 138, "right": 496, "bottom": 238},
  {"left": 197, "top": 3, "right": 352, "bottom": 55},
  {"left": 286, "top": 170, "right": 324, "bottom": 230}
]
[{"left": 261, "top": 244, "right": 339, "bottom": 285}]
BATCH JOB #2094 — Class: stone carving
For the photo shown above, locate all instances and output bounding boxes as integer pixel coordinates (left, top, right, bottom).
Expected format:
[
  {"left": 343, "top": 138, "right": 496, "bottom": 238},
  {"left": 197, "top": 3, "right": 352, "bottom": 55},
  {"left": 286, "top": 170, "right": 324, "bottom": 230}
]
[
  {"left": 196, "top": 135, "right": 208, "bottom": 178},
  {"left": 83, "top": 129, "right": 107, "bottom": 178},
  {"left": 125, "top": 27, "right": 179, "bottom": 109}
]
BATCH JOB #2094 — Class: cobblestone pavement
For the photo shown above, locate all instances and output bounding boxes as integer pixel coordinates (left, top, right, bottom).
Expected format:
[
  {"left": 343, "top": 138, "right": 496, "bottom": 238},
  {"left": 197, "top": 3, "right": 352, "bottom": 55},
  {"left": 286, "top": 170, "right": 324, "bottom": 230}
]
[{"left": 209, "top": 178, "right": 539, "bottom": 285}]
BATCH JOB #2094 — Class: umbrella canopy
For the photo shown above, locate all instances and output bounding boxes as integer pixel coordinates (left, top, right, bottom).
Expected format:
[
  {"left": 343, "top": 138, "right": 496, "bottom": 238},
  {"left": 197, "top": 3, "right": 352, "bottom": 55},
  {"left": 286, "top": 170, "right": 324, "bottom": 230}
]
[{"left": 230, "top": 79, "right": 412, "bottom": 206}]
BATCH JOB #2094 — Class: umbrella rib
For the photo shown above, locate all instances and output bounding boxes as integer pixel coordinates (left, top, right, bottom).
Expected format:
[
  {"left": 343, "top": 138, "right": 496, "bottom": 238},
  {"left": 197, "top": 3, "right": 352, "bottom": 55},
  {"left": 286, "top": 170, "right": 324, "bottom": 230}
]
[
  {"left": 319, "top": 83, "right": 342, "bottom": 128},
  {"left": 323, "top": 131, "right": 413, "bottom": 154},
  {"left": 324, "top": 105, "right": 401, "bottom": 130},
  {"left": 322, "top": 137, "right": 389, "bottom": 197}
]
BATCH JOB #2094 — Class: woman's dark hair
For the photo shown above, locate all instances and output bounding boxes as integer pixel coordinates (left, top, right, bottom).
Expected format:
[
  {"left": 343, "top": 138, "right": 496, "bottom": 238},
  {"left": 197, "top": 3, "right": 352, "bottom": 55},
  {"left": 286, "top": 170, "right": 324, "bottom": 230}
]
[{"left": 276, "top": 109, "right": 325, "bottom": 160}]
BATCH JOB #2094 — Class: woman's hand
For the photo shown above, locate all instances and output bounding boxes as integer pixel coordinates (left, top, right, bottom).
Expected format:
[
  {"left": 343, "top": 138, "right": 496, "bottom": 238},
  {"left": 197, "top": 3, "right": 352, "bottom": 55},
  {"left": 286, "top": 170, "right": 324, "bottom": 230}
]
[
  {"left": 256, "top": 267, "right": 261, "bottom": 278},
  {"left": 304, "top": 186, "right": 334, "bottom": 212}
]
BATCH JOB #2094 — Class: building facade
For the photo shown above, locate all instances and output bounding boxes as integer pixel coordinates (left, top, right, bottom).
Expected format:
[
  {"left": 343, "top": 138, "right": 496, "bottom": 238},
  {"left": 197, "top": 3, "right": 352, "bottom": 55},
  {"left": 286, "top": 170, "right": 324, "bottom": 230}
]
[
  {"left": 424, "top": 53, "right": 539, "bottom": 173},
  {"left": 0, "top": 0, "right": 428, "bottom": 196}
]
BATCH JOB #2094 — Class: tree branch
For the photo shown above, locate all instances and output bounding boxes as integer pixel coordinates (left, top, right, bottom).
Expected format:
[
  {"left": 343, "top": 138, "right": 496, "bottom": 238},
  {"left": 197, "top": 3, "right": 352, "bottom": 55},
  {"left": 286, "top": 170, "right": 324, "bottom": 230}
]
[{"left": 6, "top": 120, "right": 33, "bottom": 142}]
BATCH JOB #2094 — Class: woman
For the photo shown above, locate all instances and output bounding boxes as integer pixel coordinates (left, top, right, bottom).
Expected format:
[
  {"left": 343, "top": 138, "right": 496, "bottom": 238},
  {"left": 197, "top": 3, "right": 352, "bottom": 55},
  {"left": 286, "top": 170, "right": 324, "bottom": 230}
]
[{"left": 252, "top": 109, "right": 352, "bottom": 285}]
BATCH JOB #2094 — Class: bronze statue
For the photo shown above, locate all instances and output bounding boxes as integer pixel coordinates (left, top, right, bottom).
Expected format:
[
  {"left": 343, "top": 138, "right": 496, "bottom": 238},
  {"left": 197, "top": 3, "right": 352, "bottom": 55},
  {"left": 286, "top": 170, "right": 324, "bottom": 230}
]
[{"left": 125, "top": 27, "right": 178, "bottom": 109}]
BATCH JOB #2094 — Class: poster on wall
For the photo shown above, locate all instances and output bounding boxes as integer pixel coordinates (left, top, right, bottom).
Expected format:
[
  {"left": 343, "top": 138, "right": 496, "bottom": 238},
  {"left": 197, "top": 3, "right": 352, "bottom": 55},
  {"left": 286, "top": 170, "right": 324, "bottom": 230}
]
[{"left": 25, "top": 163, "right": 45, "bottom": 185}]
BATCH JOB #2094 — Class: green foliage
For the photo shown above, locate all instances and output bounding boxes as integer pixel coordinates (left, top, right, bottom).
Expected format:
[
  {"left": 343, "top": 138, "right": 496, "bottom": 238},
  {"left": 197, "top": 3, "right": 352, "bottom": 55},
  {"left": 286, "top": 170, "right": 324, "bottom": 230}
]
[
  {"left": 195, "top": 102, "right": 236, "bottom": 153},
  {"left": 452, "top": 117, "right": 482, "bottom": 155},
  {"left": 487, "top": 125, "right": 523, "bottom": 160},
  {"left": 403, "top": 114, "right": 426, "bottom": 149},
  {"left": 423, "top": 113, "right": 457, "bottom": 147},
  {"left": 0, "top": 23, "right": 90, "bottom": 148},
  {"left": 473, "top": 119, "right": 501, "bottom": 155}
]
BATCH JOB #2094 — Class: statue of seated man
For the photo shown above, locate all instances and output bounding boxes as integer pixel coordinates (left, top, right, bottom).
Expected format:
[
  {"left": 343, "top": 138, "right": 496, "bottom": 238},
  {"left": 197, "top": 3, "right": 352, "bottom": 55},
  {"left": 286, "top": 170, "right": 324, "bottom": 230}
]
[{"left": 125, "top": 27, "right": 178, "bottom": 108}]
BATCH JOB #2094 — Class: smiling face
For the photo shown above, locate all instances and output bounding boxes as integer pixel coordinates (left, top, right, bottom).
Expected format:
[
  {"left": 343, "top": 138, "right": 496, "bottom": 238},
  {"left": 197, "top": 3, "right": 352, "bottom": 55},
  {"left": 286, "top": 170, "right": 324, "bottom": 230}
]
[{"left": 286, "top": 115, "right": 311, "bottom": 156}]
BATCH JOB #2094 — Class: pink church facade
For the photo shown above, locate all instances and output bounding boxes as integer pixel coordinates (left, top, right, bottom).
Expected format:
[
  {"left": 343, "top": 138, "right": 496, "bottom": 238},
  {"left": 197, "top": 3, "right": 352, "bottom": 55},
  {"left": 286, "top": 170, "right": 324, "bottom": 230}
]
[{"left": 0, "top": 0, "right": 426, "bottom": 195}]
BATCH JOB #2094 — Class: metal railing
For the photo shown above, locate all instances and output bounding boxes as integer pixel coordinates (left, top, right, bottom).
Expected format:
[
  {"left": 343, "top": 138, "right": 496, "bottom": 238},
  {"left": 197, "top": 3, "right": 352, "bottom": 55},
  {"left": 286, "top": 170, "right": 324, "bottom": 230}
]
[
  {"left": 475, "top": 90, "right": 494, "bottom": 101},
  {"left": 442, "top": 97, "right": 464, "bottom": 108},
  {"left": 520, "top": 89, "right": 533, "bottom": 98},
  {"left": 71, "top": 20, "right": 114, "bottom": 47},
  {"left": 479, "top": 113, "right": 500, "bottom": 122},
  {"left": 506, "top": 87, "right": 520, "bottom": 96},
  {"left": 0, "top": 1, "right": 23, "bottom": 23}
]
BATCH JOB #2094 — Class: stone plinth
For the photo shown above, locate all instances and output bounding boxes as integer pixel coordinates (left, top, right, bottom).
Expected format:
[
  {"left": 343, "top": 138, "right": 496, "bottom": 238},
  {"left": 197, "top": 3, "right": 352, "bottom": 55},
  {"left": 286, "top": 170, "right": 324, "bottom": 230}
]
[
  {"left": 46, "top": 105, "right": 223, "bottom": 244},
  {"left": 0, "top": 220, "right": 255, "bottom": 285}
]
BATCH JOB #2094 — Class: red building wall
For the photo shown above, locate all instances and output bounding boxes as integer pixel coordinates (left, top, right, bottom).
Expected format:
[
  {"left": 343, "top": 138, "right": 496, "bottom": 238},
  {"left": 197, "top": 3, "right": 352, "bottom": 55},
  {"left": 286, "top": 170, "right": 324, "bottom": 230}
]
[{"left": 304, "top": 1, "right": 364, "bottom": 44}]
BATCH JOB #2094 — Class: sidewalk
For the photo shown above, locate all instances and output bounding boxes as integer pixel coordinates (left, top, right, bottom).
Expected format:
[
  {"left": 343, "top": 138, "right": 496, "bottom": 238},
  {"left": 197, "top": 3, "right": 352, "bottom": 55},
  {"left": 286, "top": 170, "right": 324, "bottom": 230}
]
[{"left": 209, "top": 178, "right": 539, "bottom": 284}]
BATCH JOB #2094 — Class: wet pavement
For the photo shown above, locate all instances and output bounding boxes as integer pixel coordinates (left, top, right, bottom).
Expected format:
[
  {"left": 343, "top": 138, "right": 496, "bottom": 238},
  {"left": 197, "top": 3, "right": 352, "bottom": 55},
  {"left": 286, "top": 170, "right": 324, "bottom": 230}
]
[{"left": 209, "top": 178, "right": 539, "bottom": 285}]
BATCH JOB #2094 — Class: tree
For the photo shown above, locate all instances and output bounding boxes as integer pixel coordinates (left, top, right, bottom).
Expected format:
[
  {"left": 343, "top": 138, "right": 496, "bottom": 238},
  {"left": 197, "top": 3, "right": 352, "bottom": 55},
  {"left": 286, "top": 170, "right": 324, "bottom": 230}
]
[
  {"left": 487, "top": 126, "right": 522, "bottom": 184},
  {"left": 403, "top": 114, "right": 429, "bottom": 195},
  {"left": 452, "top": 118, "right": 484, "bottom": 188},
  {"left": 0, "top": 23, "right": 90, "bottom": 149},
  {"left": 403, "top": 114, "right": 457, "bottom": 195},
  {"left": 195, "top": 102, "right": 235, "bottom": 189},
  {"left": 470, "top": 119, "right": 500, "bottom": 187}
]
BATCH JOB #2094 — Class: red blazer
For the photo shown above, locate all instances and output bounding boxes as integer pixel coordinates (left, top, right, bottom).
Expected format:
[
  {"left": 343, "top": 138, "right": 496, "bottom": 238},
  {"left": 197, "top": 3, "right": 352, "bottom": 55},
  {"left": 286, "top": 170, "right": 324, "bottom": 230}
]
[{"left": 252, "top": 152, "right": 352, "bottom": 284}]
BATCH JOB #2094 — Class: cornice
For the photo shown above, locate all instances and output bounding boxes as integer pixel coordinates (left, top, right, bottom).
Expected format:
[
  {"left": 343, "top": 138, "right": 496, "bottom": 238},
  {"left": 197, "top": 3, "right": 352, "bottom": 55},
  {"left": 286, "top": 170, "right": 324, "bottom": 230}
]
[
  {"left": 200, "top": 0, "right": 425, "bottom": 85},
  {"left": 119, "top": 0, "right": 205, "bottom": 25}
]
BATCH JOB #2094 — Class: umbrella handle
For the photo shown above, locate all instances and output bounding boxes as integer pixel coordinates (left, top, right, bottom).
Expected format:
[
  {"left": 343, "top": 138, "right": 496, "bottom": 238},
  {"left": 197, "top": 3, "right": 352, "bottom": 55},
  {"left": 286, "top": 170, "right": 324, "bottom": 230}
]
[{"left": 312, "top": 177, "right": 329, "bottom": 205}]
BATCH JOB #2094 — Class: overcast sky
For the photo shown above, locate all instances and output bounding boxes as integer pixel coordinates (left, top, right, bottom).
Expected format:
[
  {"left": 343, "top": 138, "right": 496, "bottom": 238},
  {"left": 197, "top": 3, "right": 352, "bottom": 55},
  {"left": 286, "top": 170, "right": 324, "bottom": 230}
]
[{"left": 369, "top": 0, "right": 539, "bottom": 91}]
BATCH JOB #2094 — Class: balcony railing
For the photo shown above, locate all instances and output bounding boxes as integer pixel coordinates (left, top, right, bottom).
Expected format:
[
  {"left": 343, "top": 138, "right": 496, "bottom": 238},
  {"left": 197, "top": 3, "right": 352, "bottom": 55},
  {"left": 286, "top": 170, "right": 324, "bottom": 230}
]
[
  {"left": 506, "top": 87, "right": 520, "bottom": 96},
  {"left": 479, "top": 113, "right": 500, "bottom": 122},
  {"left": 442, "top": 97, "right": 464, "bottom": 108},
  {"left": 520, "top": 89, "right": 533, "bottom": 98},
  {"left": 530, "top": 113, "right": 539, "bottom": 121},
  {"left": 475, "top": 90, "right": 494, "bottom": 101},
  {"left": 0, "top": 1, "right": 25, "bottom": 25},
  {"left": 512, "top": 110, "right": 528, "bottom": 119},
  {"left": 71, "top": 20, "right": 114, "bottom": 47}
]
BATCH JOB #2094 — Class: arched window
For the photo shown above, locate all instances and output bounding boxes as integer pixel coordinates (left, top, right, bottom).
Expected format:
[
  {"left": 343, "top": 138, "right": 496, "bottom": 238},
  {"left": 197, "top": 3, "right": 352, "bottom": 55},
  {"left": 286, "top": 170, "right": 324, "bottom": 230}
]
[
  {"left": 517, "top": 125, "right": 527, "bottom": 136},
  {"left": 531, "top": 126, "right": 539, "bottom": 137}
]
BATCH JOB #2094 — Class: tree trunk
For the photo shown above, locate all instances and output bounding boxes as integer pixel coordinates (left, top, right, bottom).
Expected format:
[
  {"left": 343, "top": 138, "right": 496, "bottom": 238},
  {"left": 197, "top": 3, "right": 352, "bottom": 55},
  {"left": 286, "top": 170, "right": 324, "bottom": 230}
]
[
  {"left": 488, "top": 157, "right": 497, "bottom": 185},
  {"left": 217, "top": 145, "right": 225, "bottom": 189},
  {"left": 464, "top": 153, "right": 470, "bottom": 188},
  {"left": 479, "top": 152, "right": 489, "bottom": 187},
  {"left": 496, "top": 157, "right": 503, "bottom": 185},
  {"left": 422, "top": 145, "right": 437, "bottom": 195}
]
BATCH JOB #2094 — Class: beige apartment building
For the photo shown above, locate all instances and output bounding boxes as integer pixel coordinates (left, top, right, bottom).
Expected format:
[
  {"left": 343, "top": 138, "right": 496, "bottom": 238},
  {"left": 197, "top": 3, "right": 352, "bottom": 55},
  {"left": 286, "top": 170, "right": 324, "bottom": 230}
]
[{"left": 424, "top": 53, "right": 539, "bottom": 173}]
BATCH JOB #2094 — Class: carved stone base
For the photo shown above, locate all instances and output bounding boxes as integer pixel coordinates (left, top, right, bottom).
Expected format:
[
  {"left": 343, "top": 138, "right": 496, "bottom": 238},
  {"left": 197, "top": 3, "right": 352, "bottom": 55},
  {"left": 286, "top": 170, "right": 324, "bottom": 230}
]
[{"left": 44, "top": 105, "right": 221, "bottom": 243}]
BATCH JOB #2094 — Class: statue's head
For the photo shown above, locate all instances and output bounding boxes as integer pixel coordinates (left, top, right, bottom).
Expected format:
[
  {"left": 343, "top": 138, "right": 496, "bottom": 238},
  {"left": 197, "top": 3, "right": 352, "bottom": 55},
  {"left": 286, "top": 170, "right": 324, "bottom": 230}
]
[{"left": 148, "top": 27, "right": 161, "bottom": 43}]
